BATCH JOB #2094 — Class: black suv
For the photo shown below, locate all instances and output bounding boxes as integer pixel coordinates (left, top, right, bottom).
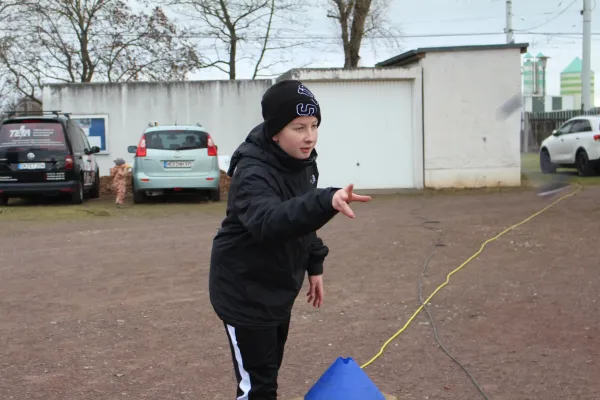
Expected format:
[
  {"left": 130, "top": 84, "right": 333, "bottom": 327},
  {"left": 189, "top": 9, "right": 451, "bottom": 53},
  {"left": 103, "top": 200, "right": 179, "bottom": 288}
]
[{"left": 0, "top": 111, "right": 101, "bottom": 205}]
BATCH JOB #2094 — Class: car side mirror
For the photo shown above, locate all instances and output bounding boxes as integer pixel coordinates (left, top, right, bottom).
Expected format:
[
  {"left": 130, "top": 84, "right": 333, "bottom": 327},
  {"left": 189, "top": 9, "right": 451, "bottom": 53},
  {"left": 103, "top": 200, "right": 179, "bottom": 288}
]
[
  {"left": 91, "top": 146, "right": 100, "bottom": 154},
  {"left": 127, "top": 146, "right": 137, "bottom": 154},
  {"left": 552, "top": 130, "right": 559, "bottom": 136}
]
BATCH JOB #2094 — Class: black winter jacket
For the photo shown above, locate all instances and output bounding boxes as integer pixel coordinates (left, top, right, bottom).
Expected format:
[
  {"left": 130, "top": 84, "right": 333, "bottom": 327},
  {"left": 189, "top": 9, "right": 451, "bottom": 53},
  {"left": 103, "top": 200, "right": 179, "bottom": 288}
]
[{"left": 209, "top": 123, "right": 339, "bottom": 327}]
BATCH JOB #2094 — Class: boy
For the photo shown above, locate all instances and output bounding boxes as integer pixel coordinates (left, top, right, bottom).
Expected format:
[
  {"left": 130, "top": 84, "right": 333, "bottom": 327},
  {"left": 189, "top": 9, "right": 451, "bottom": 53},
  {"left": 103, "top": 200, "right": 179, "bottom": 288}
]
[
  {"left": 209, "top": 80, "right": 371, "bottom": 399},
  {"left": 109, "top": 158, "right": 129, "bottom": 207}
]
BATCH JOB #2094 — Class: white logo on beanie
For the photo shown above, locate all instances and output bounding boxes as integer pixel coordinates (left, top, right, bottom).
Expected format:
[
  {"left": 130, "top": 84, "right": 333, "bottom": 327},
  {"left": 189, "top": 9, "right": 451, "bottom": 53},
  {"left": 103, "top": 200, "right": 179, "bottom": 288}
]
[
  {"left": 298, "top": 84, "right": 318, "bottom": 105},
  {"left": 297, "top": 103, "right": 318, "bottom": 116},
  {"left": 296, "top": 84, "right": 319, "bottom": 117}
]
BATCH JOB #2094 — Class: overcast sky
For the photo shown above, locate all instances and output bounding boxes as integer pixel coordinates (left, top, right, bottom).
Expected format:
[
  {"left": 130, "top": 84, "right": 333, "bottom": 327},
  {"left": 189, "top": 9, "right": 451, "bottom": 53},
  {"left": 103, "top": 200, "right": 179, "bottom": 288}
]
[{"left": 187, "top": 0, "right": 600, "bottom": 105}]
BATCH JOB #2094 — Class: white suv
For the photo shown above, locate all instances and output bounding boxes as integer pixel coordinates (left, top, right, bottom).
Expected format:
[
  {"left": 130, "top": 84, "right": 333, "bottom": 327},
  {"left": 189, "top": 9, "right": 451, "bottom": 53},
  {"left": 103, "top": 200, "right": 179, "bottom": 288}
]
[{"left": 539, "top": 116, "right": 600, "bottom": 176}]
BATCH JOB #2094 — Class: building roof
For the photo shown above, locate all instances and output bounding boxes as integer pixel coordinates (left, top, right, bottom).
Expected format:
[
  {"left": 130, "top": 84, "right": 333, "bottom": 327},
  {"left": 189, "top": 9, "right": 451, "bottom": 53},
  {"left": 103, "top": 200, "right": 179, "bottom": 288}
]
[
  {"left": 375, "top": 42, "right": 529, "bottom": 68},
  {"left": 562, "top": 57, "right": 582, "bottom": 74}
]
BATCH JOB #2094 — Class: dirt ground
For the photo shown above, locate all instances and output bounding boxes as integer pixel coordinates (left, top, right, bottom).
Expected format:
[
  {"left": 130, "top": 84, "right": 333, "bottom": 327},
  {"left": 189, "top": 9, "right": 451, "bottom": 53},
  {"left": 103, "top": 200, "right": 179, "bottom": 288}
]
[{"left": 1, "top": 186, "right": 599, "bottom": 400}]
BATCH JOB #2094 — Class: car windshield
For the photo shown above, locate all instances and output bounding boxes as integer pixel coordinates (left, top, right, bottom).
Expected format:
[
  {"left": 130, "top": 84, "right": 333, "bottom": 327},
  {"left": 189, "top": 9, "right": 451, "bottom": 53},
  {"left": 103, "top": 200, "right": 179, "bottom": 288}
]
[
  {"left": 0, "top": 120, "right": 68, "bottom": 154},
  {"left": 145, "top": 130, "right": 208, "bottom": 151}
]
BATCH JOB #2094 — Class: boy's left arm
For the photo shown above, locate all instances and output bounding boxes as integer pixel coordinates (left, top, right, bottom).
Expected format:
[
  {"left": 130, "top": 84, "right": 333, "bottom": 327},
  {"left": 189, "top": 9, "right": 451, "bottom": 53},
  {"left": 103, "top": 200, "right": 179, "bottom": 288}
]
[{"left": 307, "top": 232, "right": 329, "bottom": 276}]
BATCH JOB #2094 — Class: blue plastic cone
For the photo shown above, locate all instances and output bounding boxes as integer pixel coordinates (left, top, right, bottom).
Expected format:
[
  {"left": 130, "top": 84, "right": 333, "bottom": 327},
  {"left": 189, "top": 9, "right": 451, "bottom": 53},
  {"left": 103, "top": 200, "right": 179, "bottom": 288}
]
[{"left": 304, "top": 357, "right": 386, "bottom": 400}]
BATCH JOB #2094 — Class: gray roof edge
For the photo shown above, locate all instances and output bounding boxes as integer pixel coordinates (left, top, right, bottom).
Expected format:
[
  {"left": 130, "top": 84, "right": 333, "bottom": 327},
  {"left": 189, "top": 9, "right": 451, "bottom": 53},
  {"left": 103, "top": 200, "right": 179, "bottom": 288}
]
[
  {"left": 276, "top": 67, "right": 380, "bottom": 81},
  {"left": 376, "top": 42, "right": 530, "bottom": 67}
]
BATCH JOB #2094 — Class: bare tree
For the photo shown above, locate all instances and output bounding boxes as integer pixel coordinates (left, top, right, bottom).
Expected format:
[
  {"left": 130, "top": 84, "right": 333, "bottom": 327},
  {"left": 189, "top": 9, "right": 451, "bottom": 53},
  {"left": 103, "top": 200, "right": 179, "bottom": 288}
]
[
  {"left": 0, "top": 0, "right": 202, "bottom": 107},
  {"left": 326, "top": 0, "right": 400, "bottom": 68},
  {"left": 0, "top": 38, "right": 45, "bottom": 105},
  {"left": 167, "top": 0, "right": 310, "bottom": 79},
  {"left": 0, "top": 0, "right": 23, "bottom": 22},
  {"left": 0, "top": 0, "right": 35, "bottom": 105}
]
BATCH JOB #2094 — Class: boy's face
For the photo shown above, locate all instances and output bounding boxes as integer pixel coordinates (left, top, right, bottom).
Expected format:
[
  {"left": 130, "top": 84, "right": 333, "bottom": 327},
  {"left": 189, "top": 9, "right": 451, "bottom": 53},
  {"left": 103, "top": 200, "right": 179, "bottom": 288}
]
[{"left": 272, "top": 116, "right": 319, "bottom": 160}]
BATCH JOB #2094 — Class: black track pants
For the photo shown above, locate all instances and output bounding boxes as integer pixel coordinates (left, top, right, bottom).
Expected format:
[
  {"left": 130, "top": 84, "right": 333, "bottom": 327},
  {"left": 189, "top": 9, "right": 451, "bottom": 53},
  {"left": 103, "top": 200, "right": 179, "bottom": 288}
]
[{"left": 223, "top": 316, "right": 291, "bottom": 400}]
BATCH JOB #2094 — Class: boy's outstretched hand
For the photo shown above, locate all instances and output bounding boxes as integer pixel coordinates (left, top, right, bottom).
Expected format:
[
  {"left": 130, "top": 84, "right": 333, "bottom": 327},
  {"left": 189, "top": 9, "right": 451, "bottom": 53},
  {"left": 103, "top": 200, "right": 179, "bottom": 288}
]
[{"left": 332, "top": 184, "right": 372, "bottom": 218}]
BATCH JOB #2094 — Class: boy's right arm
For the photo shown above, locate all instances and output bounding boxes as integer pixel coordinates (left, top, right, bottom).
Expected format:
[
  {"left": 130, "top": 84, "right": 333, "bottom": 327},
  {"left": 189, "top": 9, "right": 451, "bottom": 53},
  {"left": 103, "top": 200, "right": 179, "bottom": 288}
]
[{"left": 233, "top": 169, "right": 339, "bottom": 242}]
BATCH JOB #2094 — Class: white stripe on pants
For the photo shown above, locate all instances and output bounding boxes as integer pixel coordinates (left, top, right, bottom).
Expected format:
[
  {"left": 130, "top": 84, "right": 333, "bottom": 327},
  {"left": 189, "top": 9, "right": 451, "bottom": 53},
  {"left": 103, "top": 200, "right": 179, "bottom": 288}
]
[{"left": 226, "top": 324, "right": 252, "bottom": 400}]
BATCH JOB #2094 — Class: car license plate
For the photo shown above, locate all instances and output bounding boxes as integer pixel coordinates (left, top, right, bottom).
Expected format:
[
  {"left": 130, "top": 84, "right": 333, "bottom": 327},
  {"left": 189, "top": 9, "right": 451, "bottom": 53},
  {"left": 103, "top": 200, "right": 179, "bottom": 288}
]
[
  {"left": 164, "top": 161, "right": 192, "bottom": 168},
  {"left": 18, "top": 163, "right": 46, "bottom": 170}
]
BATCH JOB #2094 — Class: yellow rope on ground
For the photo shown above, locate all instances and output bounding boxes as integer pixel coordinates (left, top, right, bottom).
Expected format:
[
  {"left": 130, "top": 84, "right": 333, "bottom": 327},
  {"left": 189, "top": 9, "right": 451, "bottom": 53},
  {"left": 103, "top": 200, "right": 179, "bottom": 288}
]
[{"left": 360, "top": 184, "right": 583, "bottom": 369}]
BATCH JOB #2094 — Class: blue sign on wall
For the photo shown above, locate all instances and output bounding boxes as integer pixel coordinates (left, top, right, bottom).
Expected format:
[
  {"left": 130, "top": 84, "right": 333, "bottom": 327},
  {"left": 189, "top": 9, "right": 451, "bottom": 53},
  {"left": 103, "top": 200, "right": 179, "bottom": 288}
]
[{"left": 72, "top": 115, "right": 108, "bottom": 153}]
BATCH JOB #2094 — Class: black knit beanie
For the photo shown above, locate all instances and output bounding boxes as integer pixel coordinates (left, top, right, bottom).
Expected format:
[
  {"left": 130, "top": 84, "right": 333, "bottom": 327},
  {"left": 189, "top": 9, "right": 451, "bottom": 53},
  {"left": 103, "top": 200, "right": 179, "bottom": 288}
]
[{"left": 261, "top": 80, "right": 322, "bottom": 137}]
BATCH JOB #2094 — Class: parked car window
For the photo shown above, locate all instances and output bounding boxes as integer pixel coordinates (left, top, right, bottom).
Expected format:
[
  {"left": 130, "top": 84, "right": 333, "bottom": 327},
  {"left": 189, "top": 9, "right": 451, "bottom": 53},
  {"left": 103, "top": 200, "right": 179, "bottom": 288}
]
[
  {"left": 569, "top": 120, "right": 592, "bottom": 133},
  {"left": 75, "top": 124, "right": 92, "bottom": 150},
  {"left": 82, "top": 130, "right": 92, "bottom": 149},
  {"left": 0, "top": 121, "right": 68, "bottom": 154},
  {"left": 146, "top": 130, "right": 209, "bottom": 151},
  {"left": 556, "top": 121, "right": 573, "bottom": 135},
  {"left": 568, "top": 120, "right": 583, "bottom": 133},
  {"left": 67, "top": 120, "right": 86, "bottom": 152},
  {"left": 579, "top": 119, "right": 592, "bottom": 132}
]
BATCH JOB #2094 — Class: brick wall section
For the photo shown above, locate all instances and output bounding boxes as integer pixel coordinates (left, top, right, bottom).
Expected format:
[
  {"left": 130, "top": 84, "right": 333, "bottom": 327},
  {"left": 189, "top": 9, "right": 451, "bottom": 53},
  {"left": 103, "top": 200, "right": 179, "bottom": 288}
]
[{"left": 99, "top": 171, "right": 232, "bottom": 200}]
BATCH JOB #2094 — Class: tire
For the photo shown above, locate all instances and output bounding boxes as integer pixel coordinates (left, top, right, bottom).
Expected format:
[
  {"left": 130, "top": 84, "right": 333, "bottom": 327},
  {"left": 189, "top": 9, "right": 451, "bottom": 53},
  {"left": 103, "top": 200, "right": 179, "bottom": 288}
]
[
  {"left": 89, "top": 170, "right": 100, "bottom": 199},
  {"left": 209, "top": 187, "right": 221, "bottom": 202},
  {"left": 132, "top": 181, "right": 146, "bottom": 204},
  {"left": 0, "top": 196, "right": 8, "bottom": 206},
  {"left": 133, "top": 191, "right": 146, "bottom": 204},
  {"left": 576, "top": 149, "right": 595, "bottom": 177},
  {"left": 71, "top": 179, "right": 84, "bottom": 204},
  {"left": 540, "top": 149, "right": 557, "bottom": 174}
]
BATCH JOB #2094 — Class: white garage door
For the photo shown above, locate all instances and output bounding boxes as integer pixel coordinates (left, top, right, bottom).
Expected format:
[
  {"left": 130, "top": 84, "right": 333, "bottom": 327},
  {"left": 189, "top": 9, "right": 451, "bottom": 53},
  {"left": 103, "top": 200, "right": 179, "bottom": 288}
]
[{"left": 307, "top": 80, "right": 416, "bottom": 190}]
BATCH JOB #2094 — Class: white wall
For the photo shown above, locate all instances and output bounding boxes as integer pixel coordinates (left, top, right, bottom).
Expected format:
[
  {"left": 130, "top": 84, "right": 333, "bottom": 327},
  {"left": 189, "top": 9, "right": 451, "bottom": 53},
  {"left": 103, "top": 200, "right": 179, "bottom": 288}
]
[
  {"left": 562, "top": 95, "right": 576, "bottom": 110},
  {"left": 572, "top": 94, "right": 583, "bottom": 111},
  {"left": 421, "top": 49, "right": 522, "bottom": 188},
  {"left": 523, "top": 95, "right": 576, "bottom": 112},
  {"left": 42, "top": 80, "right": 272, "bottom": 176},
  {"left": 41, "top": 50, "right": 525, "bottom": 189}
]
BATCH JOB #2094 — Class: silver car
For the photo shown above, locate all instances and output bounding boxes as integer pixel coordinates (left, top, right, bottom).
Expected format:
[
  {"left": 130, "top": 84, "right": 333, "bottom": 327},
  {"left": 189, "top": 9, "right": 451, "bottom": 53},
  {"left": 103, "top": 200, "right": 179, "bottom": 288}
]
[{"left": 127, "top": 123, "right": 221, "bottom": 203}]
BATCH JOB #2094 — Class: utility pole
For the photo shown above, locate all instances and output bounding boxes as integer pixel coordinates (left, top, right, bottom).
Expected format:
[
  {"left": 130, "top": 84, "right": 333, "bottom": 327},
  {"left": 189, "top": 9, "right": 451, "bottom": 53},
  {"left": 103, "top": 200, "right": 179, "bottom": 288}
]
[
  {"left": 505, "top": 0, "right": 514, "bottom": 43},
  {"left": 582, "top": 0, "right": 592, "bottom": 110}
]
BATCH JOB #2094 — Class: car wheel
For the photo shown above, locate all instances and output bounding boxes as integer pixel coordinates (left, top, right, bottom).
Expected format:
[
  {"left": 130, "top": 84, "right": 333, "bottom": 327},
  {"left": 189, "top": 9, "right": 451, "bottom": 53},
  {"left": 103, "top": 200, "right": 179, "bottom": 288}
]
[
  {"left": 71, "top": 179, "right": 84, "bottom": 204},
  {"left": 209, "top": 187, "right": 221, "bottom": 202},
  {"left": 133, "top": 191, "right": 146, "bottom": 204},
  {"left": 132, "top": 181, "right": 146, "bottom": 204},
  {"left": 540, "top": 149, "right": 557, "bottom": 174},
  {"left": 0, "top": 195, "right": 9, "bottom": 206},
  {"left": 89, "top": 170, "right": 100, "bottom": 198},
  {"left": 576, "top": 149, "right": 595, "bottom": 177}
]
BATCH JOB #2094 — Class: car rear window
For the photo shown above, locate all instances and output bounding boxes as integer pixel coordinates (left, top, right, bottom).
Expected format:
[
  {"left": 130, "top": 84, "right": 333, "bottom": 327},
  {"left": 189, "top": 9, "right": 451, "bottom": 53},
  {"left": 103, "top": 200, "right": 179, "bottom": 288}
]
[
  {"left": 0, "top": 120, "right": 68, "bottom": 152},
  {"left": 145, "top": 130, "right": 208, "bottom": 151}
]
